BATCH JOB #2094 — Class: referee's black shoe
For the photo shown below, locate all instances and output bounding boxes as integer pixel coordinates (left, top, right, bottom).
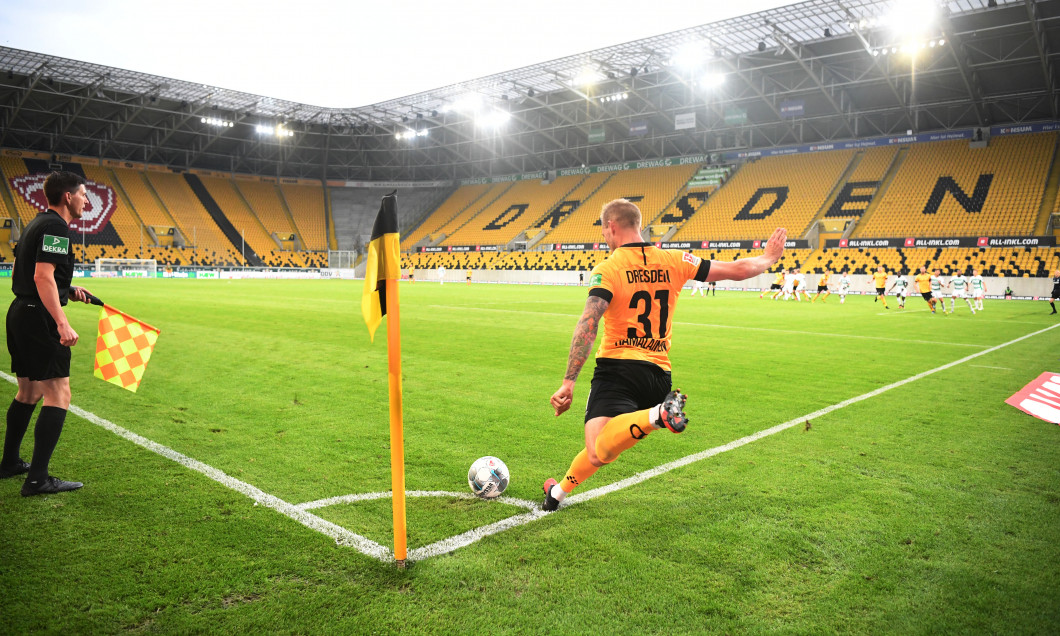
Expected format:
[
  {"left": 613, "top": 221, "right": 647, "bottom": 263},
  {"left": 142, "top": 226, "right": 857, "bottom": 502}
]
[
  {"left": 0, "top": 459, "right": 30, "bottom": 479},
  {"left": 21, "top": 476, "right": 83, "bottom": 497}
]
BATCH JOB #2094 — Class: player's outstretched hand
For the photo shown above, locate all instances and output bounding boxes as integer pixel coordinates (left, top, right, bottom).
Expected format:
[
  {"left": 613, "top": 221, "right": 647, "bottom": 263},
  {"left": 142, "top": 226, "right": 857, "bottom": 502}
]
[
  {"left": 551, "top": 383, "right": 573, "bottom": 417},
  {"left": 764, "top": 227, "right": 787, "bottom": 263}
]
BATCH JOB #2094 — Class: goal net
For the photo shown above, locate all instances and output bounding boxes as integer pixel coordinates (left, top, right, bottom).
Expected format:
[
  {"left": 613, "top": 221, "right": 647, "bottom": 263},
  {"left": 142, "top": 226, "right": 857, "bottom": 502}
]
[{"left": 95, "top": 258, "right": 157, "bottom": 278}]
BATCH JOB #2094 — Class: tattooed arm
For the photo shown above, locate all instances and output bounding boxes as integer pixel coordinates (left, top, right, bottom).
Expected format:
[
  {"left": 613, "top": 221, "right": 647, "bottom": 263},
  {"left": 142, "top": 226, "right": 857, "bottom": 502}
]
[{"left": 550, "top": 295, "right": 609, "bottom": 416}]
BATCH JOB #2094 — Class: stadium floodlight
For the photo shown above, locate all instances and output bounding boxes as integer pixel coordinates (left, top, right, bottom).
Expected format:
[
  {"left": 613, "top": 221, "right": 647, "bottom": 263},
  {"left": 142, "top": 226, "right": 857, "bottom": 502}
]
[
  {"left": 201, "top": 117, "right": 233, "bottom": 128},
  {"left": 699, "top": 73, "right": 725, "bottom": 89},
  {"left": 672, "top": 42, "right": 708, "bottom": 70},
  {"left": 476, "top": 109, "right": 510, "bottom": 129},
  {"left": 572, "top": 68, "right": 603, "bottom": 87},
  {"left": 885, "top": 0, "right": 938, "bottom": 39}
]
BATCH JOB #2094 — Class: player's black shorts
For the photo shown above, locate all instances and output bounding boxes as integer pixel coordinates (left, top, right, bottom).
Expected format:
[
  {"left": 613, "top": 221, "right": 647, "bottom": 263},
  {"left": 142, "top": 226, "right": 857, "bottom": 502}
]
[
  {"left": 6, "top": 297, "right": 70, "bottom": 380},
  {"left": 1052, "top": 286, "right": 1060, "bottom": 300},
  {"left": 921, "top": 291, "right": 933, "bottom": 301},
  {"left": 875, "top": 287, "right": 886, "bottom": 296},
  {"left": 585, "top": 357, "right": 671, "bottom": 423},
  {"left": 769, "top": 284, "right": 781, "bottom": 290},
  {"left": 817, "top": 285, "right": 828, "bottom": 292}
]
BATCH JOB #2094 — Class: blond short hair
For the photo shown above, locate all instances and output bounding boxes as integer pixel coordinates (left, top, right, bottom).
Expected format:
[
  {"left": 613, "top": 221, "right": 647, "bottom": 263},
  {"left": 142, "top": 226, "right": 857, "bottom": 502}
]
[{"left": 601, "top": 199, "right": 642, "bottom": 230}]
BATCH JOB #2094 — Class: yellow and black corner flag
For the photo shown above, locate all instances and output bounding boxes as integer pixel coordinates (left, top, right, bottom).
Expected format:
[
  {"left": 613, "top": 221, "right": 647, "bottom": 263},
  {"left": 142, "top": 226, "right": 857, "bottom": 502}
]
[
  {"left": 361, "top": 191, "right": 401, "bottom": 341},
  {"left": 360, "top": 191, "right": 409, "bottom": 564}
]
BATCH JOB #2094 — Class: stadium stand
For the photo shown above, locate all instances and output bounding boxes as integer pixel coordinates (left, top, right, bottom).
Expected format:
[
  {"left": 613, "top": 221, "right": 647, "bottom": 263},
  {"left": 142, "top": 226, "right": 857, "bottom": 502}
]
[
  {"left": 442, "top": 175, "right": 586, "bottom": 247},
  {"left": 799, "top": 246, "right": 1059, "bottom": 278},
  {"left": 544, "top": 164, "right": 700, "bottom": 244},
  {"left": 818, "top": 146, "right": 899, "bottom": 221},
  {"left": 331, "top": 185, "right": 455, "bottom": 252},
  {"left": 279, "top": 183, "right": 328, "bottom": 251},
  {"left": 672, "top": 150, "right": 855, "bottom": 242},
  {"left": 146, "top": 171, "right": 241, "bottom": 265},
  {"left": 200, "top": 176, "right": 276, "bottom": 258},
  {"left": 0, "top": 156, "right": 42, "bottom": 225},
  {"left": 854, "top": 132, "right": 1057, "bottom": 238},
  {"left": 400, "top": 183, "right": 493, "bottom": 250}
]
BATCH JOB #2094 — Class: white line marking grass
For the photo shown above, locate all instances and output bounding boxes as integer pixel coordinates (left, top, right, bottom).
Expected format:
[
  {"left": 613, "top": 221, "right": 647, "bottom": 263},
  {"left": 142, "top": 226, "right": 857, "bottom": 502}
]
[
  {"left": 430, "top": 305, "right": 989, "bottom": 348},
  {"left": 6, "top": 322, "right": 1056, "bottom": 563}
]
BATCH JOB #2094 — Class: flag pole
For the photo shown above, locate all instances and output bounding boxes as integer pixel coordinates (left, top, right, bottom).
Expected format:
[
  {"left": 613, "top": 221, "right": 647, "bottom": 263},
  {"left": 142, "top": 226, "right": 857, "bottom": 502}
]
[{"left": 386, "top": 277, "right": 407, "bottom": 565}]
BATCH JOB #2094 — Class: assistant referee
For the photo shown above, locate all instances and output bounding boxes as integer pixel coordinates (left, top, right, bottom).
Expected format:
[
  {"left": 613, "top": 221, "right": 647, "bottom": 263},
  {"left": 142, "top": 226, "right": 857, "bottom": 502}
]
[{"left": 1, "top": 171, "right": 95, "bottom": 496}]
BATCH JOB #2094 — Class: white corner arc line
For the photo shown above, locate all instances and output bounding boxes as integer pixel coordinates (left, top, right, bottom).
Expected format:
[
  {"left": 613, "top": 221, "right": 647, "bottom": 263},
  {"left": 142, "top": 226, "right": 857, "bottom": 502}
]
[
  {"left": 298, "top": 490, "right": 537, "bottom": 511},
  {"left": 0, "top": 371, "right": 391, "bottom": 562},
  {"left": 406, "top": 321, "right": 1060, "bottom": 561}
]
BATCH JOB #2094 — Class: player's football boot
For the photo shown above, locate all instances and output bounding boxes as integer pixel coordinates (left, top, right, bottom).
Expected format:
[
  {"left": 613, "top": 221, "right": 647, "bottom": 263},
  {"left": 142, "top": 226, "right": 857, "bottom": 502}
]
[
  {"left": 21, "top": 475, "right": 83, "bottom": 497},
  {"left": 541, "top": 478, "right": 560, "bottom": 512},
  {"left": 0, "top": 459, "right": 30, "bottom": 479},
  {"left": 659, "top": 390, "right": 689, "bottom": 433}
]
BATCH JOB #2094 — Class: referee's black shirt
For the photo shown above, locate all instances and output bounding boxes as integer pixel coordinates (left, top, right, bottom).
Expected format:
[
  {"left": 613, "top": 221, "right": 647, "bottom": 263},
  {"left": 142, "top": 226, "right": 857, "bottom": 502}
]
[{"left": 12, "top": 210, "right": 75, "bottom": 305}]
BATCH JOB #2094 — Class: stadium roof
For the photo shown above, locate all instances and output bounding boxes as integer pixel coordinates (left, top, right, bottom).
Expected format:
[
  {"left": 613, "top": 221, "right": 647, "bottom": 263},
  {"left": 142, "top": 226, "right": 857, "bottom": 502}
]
[{"left": 0, "top": 0, "right": 1055, "bottom": 181}]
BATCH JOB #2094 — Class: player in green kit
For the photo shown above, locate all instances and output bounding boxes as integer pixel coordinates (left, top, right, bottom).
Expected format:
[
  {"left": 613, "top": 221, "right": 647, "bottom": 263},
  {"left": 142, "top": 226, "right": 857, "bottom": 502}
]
[{"left": 969, "top": 269, "right": 986, "bottom": 311}]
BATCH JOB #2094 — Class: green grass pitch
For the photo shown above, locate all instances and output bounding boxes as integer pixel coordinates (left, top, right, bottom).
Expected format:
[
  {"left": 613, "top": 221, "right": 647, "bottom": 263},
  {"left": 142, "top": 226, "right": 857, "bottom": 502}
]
[{"left": 2, "top": 278, "right": 1059, "bottom": 633}]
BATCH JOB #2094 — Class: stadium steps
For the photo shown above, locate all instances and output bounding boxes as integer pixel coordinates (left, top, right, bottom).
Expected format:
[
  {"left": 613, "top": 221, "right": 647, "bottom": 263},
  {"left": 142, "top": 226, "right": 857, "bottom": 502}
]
[
  {"left": 232, "top": 181, "right": 279, "bottom": 248},
  {"left": 440, "top": 181, "right": 517, "bottom": 240},
  {"left": 275, "top": 186, "right": 307, "bottom": 249},
  {"left": 104, "top": 167, "right": 151, "bottom": 241},
  {"left": 670, "top": 163, "right": 743, "bottom": 238},
  {"left": 402, "top": 183, "right": 495, "bottom": 250},
  {"left": 402, "top": 185, "right": 459, "bottom": 240},
  {"left": 1034, "top": 135, "right": 1060, "bottom": 235},
  {"left": 849, "top": 146, "right": 908, "bottom": 238},
  {"left": 644, "top": 180, "right": 694, "bottom": 241},
  {"left": 802, "top": 150, "right": 863, "bottom": 239},
  {"left": 515, "top": 173, "right": 593, "bottom": 248},
  {"left": 537, "top": 172, "right": 617, "bottom": 244},
  {"left": 0, "top": 164, "right": 20, "bottom": 224},
  {"left": 183, "top": 173, "right": 264, "bottom": 267},
  {"left": 325, "top": 188, "right": 337, "bottom": 251},
  {"left": 137, "top": 172, "right": 183, "bottom": 231}
]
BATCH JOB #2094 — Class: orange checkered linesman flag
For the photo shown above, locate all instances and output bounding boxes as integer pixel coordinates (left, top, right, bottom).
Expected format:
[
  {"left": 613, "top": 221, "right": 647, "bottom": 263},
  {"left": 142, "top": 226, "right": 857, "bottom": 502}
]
[{"left": 93, "top": 304, "right": 161, "bottom": 393}]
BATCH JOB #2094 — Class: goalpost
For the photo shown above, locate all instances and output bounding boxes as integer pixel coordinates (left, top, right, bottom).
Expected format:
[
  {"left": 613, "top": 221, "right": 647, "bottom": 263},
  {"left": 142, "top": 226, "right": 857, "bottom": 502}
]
[{"left": 95, "top": 258, "right": 158, "bottom": 278}]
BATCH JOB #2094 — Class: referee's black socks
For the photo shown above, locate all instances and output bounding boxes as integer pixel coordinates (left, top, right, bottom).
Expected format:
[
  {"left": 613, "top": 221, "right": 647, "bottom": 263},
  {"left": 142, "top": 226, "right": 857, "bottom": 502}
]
[
  {"left": 2, "top": 399, "right": 37, "bottom": 468},
  {"left": 26, "top": 406, "right": 67, "bottom": 483}
]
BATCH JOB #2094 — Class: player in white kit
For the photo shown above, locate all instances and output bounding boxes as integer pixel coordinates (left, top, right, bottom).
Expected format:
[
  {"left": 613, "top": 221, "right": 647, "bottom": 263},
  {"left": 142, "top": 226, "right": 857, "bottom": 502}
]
[
  {"left": 837, "top": 272, "right": 852, "bottom": 304},
  {"left": 887, "top": 272, "right": 911, "bottom": 309},
  {"left": 969, "top": 269, "right": 986, "bottom": 311},
  {"left": 948, "top": 271, "right": 976, "bottom": 314}
]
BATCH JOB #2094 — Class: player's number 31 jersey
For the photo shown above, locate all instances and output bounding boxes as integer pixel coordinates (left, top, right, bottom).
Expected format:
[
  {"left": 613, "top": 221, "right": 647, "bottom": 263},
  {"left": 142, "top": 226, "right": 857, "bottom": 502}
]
[{"left": 588, "top": 244, "right": 707, "bottom": 371}]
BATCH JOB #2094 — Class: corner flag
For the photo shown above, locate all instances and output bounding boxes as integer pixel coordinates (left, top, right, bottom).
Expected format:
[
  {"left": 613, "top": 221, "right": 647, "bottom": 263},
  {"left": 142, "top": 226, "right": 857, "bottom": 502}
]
[
  {"left": 361, "top": 191, "right": 401, "bottom": 341},
  {"left": 93, "top": 304, "right": 161, "bottom": 393},
  {"left": 360, "top": 192, "right": 408, "bottom": 565}
]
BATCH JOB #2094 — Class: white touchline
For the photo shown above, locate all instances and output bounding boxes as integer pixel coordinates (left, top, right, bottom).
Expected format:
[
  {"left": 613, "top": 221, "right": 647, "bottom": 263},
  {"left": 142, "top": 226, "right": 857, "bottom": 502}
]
[{"left": 5, "top": 321, "right": 1056, "bottom": 563}]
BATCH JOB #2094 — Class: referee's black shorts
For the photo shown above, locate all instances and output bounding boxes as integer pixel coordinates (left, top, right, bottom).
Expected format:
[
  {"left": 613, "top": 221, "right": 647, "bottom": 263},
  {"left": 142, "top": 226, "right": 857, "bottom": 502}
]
[
  {"left": 6, "top": 297, "right": 70, "bottom": 380},
  {"left": 585, "top": 357, "right": 672, "bottom": 422},
  {"left": 1052, "top": 286, "right": 1060, "bottom": 300}
]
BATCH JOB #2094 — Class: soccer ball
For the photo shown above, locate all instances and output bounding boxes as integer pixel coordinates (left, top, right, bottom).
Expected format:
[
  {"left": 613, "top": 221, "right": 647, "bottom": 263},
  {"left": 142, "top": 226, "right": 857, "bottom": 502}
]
[{"left": 467, "top": 456, "right": 510, "bottom": 499}]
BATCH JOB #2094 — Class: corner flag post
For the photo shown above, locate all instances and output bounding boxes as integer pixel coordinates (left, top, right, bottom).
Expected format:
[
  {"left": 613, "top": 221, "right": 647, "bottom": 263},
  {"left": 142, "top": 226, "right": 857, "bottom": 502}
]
[
  {"left": 361, "top": 191, "right": 407, "bottom": 564},
  {"left": 386, "top": 276, "right": 406, "bottom": 564}
]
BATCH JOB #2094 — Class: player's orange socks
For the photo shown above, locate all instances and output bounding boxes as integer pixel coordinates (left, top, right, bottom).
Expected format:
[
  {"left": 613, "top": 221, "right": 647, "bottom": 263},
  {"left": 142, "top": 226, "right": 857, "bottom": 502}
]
[
  {"left": 594, "top": 409, "right": 654, "bottom": 464},
  {"left": 560, "top": 449, "right": 599, "bottom": 494}
]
